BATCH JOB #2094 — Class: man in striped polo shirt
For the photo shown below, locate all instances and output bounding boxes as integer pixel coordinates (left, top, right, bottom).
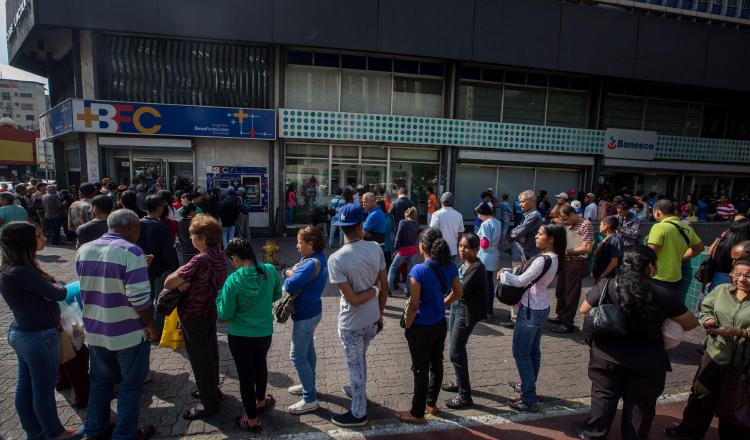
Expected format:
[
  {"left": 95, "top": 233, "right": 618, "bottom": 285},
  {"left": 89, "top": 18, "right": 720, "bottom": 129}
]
[{"left": 76, "top": 209, "right": 156, "bottom": 440}]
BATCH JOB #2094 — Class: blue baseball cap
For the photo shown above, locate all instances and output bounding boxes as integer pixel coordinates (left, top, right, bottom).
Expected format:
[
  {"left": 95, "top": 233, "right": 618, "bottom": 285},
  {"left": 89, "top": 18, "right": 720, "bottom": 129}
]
[{"left": 333, "top": 203, "right": 365, "bottom": 227}]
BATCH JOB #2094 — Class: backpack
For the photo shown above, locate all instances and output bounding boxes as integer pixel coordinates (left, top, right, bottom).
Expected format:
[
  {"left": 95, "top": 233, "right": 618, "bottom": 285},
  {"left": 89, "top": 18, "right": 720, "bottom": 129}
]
[{"left": 273, "top": 257, "right": 321, "bottom": 323}]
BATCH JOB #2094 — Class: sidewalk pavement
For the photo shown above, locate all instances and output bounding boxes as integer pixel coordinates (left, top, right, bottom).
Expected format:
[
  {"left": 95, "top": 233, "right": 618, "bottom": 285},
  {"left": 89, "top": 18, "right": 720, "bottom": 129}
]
[{"left": 0, "top": 237, "right": 716, "bottom": 439}]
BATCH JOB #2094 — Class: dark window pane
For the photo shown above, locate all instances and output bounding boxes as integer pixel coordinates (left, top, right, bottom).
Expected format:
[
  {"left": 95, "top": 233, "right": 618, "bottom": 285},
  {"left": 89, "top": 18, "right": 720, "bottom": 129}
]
[
  {"left": 460, "top": 65, "right": 481, "bottom": 80},
  {"left": 527, "top": 73, "right": 547, "bottom": 87},
  {"left": 604, "top": 95, "right": 645, "bottom": 130},
  {"left": 420, "top": 61, "right": 444, "bottom": 77},
  {"left": 482, "top": 68, "right": 503, "bottom": 83},
  {"left": 570, "top": 77, "right": 591, "bottom": 91},
  {"left": 394, "top": 59, "right": 419, "bottom": 74},
  {"left": 702, "top": 105, "right": 727, "bottom": 138},
  {"left": 549, "top": 75, "right": 570, "bottom": 89},
  {"left": 505, "top": 71, "right": 526, "bottom": 84},
  {"left": 314, "top": 52, "right": 339, "bottom": 67},
  {"left": 342, "top": 54, "right": 366, "bottom": 70},
  {"left": 288, "top": 50, "right": 313, "bottom": 65},
  {"left": 368, "top": 57, "right": 392, "bottom": 72},
  {"left": 458, "top": 83, "right": 501, "bottom": 122}
]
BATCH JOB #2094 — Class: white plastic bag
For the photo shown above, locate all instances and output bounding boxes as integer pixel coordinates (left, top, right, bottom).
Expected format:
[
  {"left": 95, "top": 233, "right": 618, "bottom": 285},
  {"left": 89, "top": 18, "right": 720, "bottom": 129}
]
[
  {"left": 662, "top": 318, "right": 684, "bottom": 350},
  {"left": 58, "top": 301, "right": 85, "bottom": 351}
]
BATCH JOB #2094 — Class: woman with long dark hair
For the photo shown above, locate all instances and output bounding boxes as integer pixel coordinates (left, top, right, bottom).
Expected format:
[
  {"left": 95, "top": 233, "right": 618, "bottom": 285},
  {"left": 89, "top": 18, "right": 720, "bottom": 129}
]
[
  {"left": 119, "top": 190, "right": 146, "bottom": 218},
  {"left": 396, "top": 227, "right": 463, "bottom": 424},
  {"left": 502, "top": 222, "right": 566, "bottom": 411},
  {"left": 578, "top": 245, "right": 699, "bottom": 439},
  {"left": 0, "top": 221, "right": 81, "bottom": 440},
  {"left": 217, "top": 238, "right": 282, "bottom": 431},
  {"left": 442, "top": 232, "right": 486, "bottom": 409},
  {"left": 707, "top": 218, "right": 750, "bottom": 293}
]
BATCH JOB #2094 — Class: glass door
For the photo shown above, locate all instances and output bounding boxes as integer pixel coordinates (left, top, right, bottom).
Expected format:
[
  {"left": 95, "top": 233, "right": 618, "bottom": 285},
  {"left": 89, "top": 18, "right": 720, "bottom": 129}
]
[
  {"left": 132, "top": 159, "right": 165, "bottom": 188},
  {"left": 168, "top": 161, "right": 193, "bottom": 192},
  {"left": 359, "top": 164, "right": 387, "bottom": 194}
]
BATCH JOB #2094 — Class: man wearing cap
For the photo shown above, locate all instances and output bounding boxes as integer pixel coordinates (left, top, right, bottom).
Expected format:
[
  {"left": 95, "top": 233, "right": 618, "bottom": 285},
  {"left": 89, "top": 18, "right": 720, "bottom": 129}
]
[
  {"left": 68, "top": 182, "right": 97, "bottom": 233},
  {"left": 616, "top": 197, "right": 641, "bottom": 247},
  {"left": 429, "top": 192, "right": 465, "bottom": 260},
  {"left": 327, "top": 203, "right": 388, "bottom": 427},
  {"left": 362, "top": 192, "right": 386, "bottom": 245},
  {"left": 549, "top": 192, "right": 570, "bottom": 223},
  {"left": 583, "top": 193, "right": 598, "bottom": 222}
]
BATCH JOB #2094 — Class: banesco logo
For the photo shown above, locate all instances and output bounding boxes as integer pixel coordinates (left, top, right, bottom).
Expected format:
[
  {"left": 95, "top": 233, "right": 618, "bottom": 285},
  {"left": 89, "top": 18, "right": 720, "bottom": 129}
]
[
  {"left": 607, "top": 136, "right": 655, "bottom": 151},
  {"left": 607, "top": 137, "right": 617, "bottom": 150}
]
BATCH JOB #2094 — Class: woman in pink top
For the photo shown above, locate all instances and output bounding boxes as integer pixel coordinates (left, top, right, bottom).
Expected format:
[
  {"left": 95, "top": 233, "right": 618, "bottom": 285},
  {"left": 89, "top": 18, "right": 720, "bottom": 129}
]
[
  {"left": 427, "top": 187, "right": 438, "bottom": 226},
  {"left": 388, "top": 207, "right": 420, "bottom": 296},
  {"left": 286, "top": 185, "right": 297, "bottom": 225}
]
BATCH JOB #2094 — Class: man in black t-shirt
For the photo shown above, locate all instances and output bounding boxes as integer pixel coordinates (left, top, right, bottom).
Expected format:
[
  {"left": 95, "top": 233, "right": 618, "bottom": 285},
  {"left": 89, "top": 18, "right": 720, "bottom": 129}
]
[
  {"left": 76, "top": 195, "right": 114, "bottom": 248},
  {"left": 388, "top": 187, "right": 415, "bottom": 225}
]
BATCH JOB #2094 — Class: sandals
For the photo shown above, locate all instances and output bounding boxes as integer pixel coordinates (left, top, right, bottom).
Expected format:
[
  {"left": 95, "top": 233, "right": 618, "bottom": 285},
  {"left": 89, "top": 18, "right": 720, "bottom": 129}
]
[
  {"left": 395, "top": 411, "right": 426, "bottom": 425},
  {"left": 446, "top": 395, "right": 473, "bottom": 409},
  {"left": 256, "top": 394, "right": 276, "bottom": 413},
  {"left": 508, "top": 380, "right": 523, "bottom": 393},
  {"left": 182, "top": 405, "right": 219, "bottom": 420},
  {"left": 237, "top": 416, "right": 262, "bottom": 432},
  {"left": 441, "top": 382, "right": 459, "bottom": 392}
]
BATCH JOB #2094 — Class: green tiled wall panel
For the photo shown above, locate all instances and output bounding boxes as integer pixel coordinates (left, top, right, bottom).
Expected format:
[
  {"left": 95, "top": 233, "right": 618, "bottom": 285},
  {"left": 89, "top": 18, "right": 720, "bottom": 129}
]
[{"left": 279, "top": 109, "right": 750, "bottom": 164}]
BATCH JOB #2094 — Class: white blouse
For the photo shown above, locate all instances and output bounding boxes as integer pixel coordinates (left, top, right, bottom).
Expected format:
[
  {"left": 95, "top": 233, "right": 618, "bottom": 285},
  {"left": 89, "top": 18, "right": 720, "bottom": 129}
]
[{"left": 500, "top": 252, "right": 558, "bottom": 310}]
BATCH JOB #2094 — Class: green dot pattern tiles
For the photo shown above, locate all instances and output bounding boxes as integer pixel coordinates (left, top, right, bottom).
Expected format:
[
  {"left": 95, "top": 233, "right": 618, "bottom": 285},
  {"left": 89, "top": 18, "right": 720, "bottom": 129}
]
[{"left": 279, "top": 109, "right": 750, "bottom": 164}]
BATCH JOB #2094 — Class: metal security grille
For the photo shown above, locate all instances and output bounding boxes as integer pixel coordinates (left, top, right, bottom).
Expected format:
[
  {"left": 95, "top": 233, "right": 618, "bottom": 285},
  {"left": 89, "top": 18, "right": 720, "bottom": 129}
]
[{"left": 97, "top": 34, "right": 271, "bottom": 108}]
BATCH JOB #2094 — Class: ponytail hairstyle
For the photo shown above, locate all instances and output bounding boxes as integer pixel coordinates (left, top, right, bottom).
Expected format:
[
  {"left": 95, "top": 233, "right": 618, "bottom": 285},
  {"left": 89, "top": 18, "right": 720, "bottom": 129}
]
[
  {"left": 419, "top": 227, "right": 451, "bottom": 265},
  {"left": 225, "top": 238, "right": 267, "bottom": 278},
  {"left": 541, "top": 222, "right": 567, "bottom": 273},
  {"left": 614, "top": 245, "right": 662, "bottom": 339}
]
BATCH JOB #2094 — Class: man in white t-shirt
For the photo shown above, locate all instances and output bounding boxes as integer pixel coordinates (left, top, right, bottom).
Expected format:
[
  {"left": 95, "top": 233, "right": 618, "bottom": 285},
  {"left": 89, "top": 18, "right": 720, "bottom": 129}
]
[
  {"left": 429, "top": 192, "right": 465, "bottom": 259},
  {"left": 327, "top": 203, "right": 388, "bottom": 428}
]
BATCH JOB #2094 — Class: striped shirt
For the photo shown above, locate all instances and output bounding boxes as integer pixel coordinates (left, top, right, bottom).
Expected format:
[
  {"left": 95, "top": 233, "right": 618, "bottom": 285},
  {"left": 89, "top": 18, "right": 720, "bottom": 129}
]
[
  {"left": 568, "top": 218, "right": 595, "bottom": 259},
  {"left": 716, "top": 203, "right": 736, "bottom": 220},
  {"left": 75, "top": 232, "right": 151, "bottom": 351}
]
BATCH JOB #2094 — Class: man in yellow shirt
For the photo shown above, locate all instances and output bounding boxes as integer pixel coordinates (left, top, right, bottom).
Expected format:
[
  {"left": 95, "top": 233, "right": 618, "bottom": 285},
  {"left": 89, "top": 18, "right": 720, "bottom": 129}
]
[{"left": 647, "top": 199, "right": 704, "bottom": 293}]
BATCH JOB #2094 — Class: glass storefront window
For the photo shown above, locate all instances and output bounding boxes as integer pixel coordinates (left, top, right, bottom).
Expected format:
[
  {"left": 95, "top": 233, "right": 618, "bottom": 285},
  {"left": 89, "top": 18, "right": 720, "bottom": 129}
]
[
  {"left": 361, "top": 146, "right": 387, "bottom": 161},
  {"left": 340, "top": 70, "right": 392, "bottom": 114},
  {"left": 390, "top": 161, "right": 439, "bottom": 223},
  {"left": 332, "top": 145, "right": 358, "bottom": 161},
  {"left": 285, "top": 158, "right": 330, "bottom": 224},
  {"left": 644, "top": 101, "right": 690, "bottom": 136},
  {"left": 457, "top": 84, "right": 501, "bottom": 122},
  {"left": 114, "top": 157, "right": 131, "bottom": 186},
  {"left": 546, "top": 90, "right": 588, "bottom": 128},
  {"left": 132, "top": 160, "right": 164, "bottom": 187},
  {"left": 604, "top": 96, "right": 645, "bottom": 130},
  {"left": 285, "top": 66, "right": 339, "bottom": 111},
  {"left": 502, "top": 86, "right": 545, "bottom": 125},
  {"left": 286, "top": 143, "right": 329, "bottom": 158},
  {"left": 169, "top": 162, "right": 193, "bottom": 192},
  {"left": 390, "top": 148, "right": 440, "bottom": 162},
  {"left": 392, "top": 76, "right": 443, "bottom": 117}
]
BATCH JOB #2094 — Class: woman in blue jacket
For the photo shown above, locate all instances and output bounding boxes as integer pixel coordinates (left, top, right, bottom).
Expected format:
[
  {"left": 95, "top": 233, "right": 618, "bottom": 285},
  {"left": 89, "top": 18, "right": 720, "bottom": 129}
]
[{"left": 283, "top": 225, "right": 328, "bottom": 415}]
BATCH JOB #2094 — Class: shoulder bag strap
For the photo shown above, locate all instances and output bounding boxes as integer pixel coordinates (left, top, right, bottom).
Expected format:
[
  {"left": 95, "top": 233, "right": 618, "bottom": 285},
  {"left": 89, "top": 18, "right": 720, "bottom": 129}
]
[
  {"left": 665, "top": 220, "right": 690, "bottom": 246},
  {"left": 426, "top": 260, "right": 449, "bottom": 295}
]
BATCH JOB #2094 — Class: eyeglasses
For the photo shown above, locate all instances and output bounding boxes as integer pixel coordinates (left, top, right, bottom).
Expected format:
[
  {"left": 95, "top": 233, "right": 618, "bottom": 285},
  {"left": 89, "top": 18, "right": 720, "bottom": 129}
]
[{"left": 734, "top": 273, "right": 750, "bottom": 280}]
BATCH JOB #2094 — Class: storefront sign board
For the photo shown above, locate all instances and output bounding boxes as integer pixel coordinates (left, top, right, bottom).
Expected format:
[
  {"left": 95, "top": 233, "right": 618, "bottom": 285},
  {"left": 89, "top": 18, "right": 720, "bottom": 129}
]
[
  {"left": 206, "top": 166, "right": 269, "bottom": 213},
  {"left": 604, "top": 128, "right": 657, "bottom": 160}
]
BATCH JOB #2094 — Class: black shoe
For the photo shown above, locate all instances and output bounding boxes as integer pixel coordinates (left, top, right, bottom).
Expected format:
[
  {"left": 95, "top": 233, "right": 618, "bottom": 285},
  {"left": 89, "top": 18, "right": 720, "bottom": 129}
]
[
  {"left": 572, "top": 422, "right": 586, "bottom": 439},
  {"left": 500, "top": 320, "right": 515, "bottom": 329},
  {"left": 664, "top": 426, "right": 698, "bottom": 439},
  {"left": 191, "top": 389, "right": 224, "bottom": 400},
  {"left": 331, "top": 411, "right": 368, "bottom": 428},
  {"left": 547, "top": 317, "right": 562, "bottom": 324},
  {"left": 446, "top": 395, "right": 473, "bottom": 409},
  {"left": 441, "top": 382, "right": 459, "bottom": 392},
  {"left": 551, "top": 324, "right": 574, "bottom": 333}
]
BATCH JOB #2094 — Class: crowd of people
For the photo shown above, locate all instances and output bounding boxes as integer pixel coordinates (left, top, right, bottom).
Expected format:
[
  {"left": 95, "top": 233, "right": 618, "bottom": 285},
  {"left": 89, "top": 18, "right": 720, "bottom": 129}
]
[{"left": 1, "top": 176, "right": 749, "bottom": 440}]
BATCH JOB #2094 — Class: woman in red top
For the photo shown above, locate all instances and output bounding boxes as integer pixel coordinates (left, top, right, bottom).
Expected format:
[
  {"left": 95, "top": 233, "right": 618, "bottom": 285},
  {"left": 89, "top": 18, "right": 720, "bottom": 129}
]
[{"left": 286, "top": 185, "right": 297, "bottom": 225}]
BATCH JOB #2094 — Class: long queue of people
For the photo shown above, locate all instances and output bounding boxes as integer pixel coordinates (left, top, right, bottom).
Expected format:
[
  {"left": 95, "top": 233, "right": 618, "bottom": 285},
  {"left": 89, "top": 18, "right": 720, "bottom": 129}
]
[{"left": 1, "top": 182, "right": 750, "bottom": 440}]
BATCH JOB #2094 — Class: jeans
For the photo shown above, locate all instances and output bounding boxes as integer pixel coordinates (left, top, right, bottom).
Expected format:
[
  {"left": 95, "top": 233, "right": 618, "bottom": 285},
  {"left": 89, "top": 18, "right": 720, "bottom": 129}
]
[
  {"left": 405, "top": 318, "right": 447, "bottom": 418},
  {"left": 388, "top": 253, "right": 416, "bottom": 292},
  {"left": 340, "top": 323, "right": 378, "bottom": 418},
  {"left": 45, "top": 217, "right": 62, "bottom": 244},
  {"left": 512, "top": 306, "right": 549, "bottom": 405},
  {"left": 286, "top": 205, "right": 295, "bottom": 225},
  {"left": 329, "top": 224, "right": 343, "bottom": 248},
  {"left": 427, "top": 213, "right": 432, "bottom": 226},
  {"left": 7, "top": 327, "right": 66, "bottom": 440},
  {"left": 222, "top": 226, "right": 236, "bottom": 247},
  {"left": 290, "top": 314, "right": 322, "bottom": 403},
  {"left": 485, "top": 270, "right": 495, "bottom": 316},
  {"left": 85, "top": 339, "right": 150, "bottom": 440},
  {"left": 228, "top": 334, "right": 272, "bottom": 419},
  {"left": 501, "top": 219, "right": 510, "bottom": 243},
  {"left": 448, "top": 302, "right": 475, "bottom": 397}
]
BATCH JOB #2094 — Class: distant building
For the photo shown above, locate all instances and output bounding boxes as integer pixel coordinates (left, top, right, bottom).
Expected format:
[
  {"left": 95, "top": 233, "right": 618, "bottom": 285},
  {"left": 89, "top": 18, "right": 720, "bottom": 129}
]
[
  {"left": 0, "top": 122, "right": 36, "bottom": 182},
  {"left": 0, "top": 78, "right": 47, "bottom": 132}
]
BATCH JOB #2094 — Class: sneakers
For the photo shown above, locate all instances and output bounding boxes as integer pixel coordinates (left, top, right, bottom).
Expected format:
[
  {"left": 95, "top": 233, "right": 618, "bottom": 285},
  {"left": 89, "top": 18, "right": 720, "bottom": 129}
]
[
  {"left": 288, "top": 399, "right": 320, "bottom": 415},
  {"left": 331, "top": 411, "right": 368, "bottom": 428},
  {"left": 342, "top": 385, "right": 352, "bottom": 398},
  {"left": 288, "top": 384, "right": 303, "bottom": 396},
  {"left": 507, "top": 380, "right": 523, "bottom": 393},
  {"left": 509, "top": 398, "right": 539, "bottom": 412}
]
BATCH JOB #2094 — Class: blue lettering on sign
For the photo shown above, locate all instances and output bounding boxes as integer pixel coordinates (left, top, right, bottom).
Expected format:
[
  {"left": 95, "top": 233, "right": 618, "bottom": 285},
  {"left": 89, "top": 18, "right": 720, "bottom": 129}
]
[{"left": 616, "top": 140, "right": 655, "bottom": 150}]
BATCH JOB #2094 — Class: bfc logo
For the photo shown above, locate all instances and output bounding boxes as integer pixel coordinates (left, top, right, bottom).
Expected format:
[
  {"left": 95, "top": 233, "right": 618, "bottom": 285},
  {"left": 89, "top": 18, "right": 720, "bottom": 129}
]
[{"left": 74, "top": 102, "right": 162, "bottom": 134}]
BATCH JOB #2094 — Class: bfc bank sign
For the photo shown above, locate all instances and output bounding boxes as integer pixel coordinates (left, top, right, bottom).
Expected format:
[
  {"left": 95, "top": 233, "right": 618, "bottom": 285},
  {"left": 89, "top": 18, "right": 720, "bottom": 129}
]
[
  {"left": 39, "top": 99, "right": 275, "bottom": 141},
  {"left": 604, "top": 128, "right": 657, "bottom": 160}
]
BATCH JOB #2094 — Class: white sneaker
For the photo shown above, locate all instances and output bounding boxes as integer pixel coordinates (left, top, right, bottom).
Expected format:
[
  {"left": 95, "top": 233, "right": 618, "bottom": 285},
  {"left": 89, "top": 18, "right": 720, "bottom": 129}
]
[
  {"left": 288, "top": 384, "right": 303, "bottom": 396},
  {"left": 288, "top": 399, "right": 320, "bottom": 415}
]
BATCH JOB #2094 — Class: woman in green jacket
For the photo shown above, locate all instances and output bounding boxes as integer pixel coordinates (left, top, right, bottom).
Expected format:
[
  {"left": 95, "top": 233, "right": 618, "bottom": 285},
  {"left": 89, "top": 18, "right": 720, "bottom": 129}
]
[{"left": 216, "top": 238, "right": 282, "bottom": 432}]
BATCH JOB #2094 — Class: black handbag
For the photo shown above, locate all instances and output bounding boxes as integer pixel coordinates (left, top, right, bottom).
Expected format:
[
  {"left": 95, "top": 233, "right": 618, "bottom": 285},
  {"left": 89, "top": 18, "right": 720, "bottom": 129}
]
[
  {"left": 156, "top": 288, "right": 183, "bottom": 316},
  {"left": 494, "top": 255, "right": 551, "bottom": 306},
  {"left": 582, "top": 279, "right": 628, "bottom": 338}
]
